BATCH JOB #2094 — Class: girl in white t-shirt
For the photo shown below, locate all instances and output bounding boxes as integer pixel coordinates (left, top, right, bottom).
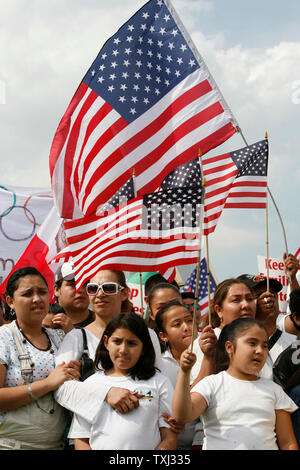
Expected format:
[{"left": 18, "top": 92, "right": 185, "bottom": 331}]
[
  {"left": 69, "top": 312, "right": 177, "bottom": 450},
  {"left": 155, "top": 300, "right": 202, "bottom": 449},
  {"left": 173, "top": 317, "right": 299, "bottom": 450}
]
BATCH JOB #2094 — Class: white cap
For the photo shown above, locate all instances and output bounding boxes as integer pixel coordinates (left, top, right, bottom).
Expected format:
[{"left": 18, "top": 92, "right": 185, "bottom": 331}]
[{"left": 54, "top": 262, "right": 75, "bottom": 283}]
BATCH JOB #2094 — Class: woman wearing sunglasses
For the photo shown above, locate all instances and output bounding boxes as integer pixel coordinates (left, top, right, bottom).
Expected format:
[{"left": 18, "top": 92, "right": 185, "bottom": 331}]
[{"left": 54, "top": 270, "right": 163, "bottom": 431}]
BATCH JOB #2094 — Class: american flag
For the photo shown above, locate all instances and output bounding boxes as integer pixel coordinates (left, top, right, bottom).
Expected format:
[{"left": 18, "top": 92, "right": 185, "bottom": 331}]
[
  {"left": 223, "top": 139, "right": 269, "bottom": 209},
  {"left": 64, "top": 185, "right": 201, "bottom": 290},
  {"left": 162, "top": 138, "right": 268, "bottom": 235},
  {"left": 182, "top": 257, "right": 217, "bottom": 316},
  {"left": 295, "top": 247, "right": 300, "bottom": 260},
  {"left": 49, "top": 0, "right": 237, "bottom": 220}
]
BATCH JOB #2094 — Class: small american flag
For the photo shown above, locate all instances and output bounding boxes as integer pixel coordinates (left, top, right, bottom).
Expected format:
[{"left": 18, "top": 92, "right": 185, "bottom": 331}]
[
  {"left": 224, "top": 139, "right": 268, "bottom": 208},
  {"left": 162, "top": 138, "right": 268, "bottom": 235},
  {"left": 49, "top": 0, "right": 237, "bottom": 220},
  {"left": 295, "top": 247, "right": 300, "bottom": 260},
  {"left": 204, "top": 138, "right": 268, "bottom": 233},
  {"left": 182, "top": 257, "right": 217, "bottom": 316}
]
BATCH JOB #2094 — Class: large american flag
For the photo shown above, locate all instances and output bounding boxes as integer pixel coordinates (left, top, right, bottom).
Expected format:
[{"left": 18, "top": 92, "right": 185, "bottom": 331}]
[
  {"left": 161, "top": 138, "right": 268, "bottom": 235},
  {"left": 49, "top": 0, "right": 237, "bottom": 220},
  {"left": 182, "top": 257, "right": 217, "bottom": 316},
  {"left": 64, "top": 185, "right": 202, "bottom": 290}
]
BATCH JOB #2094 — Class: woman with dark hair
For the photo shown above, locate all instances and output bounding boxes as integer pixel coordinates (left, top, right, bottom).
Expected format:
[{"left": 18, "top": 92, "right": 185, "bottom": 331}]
[
  {"left": 0, "top": 267, "right": 76, "bottom": 450},
  {"left": 54, "top": 270, "right": 164, "bottom": 429},
  {"left": 68, "top": 312, "right": 177, "bottom": 450},
  {"left": 189, "top": 278, "right": 273, "bottom": 385},
  {"left": 55, "top": 270, "right": 132, "bottom": 365}
]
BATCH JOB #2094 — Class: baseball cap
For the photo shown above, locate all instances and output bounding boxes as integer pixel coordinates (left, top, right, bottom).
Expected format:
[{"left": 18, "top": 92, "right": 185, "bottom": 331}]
[
  {"left": 237, "top": 274, "right": 283, "bottom": 293},
  {"left": 54, "top": 262, "right": 75, "bottom": 283}
]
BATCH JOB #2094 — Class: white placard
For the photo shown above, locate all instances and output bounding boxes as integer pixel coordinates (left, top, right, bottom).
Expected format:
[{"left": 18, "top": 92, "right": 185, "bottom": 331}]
[{"left": 257, "top": 255, "right": 288, "bottom": 313}]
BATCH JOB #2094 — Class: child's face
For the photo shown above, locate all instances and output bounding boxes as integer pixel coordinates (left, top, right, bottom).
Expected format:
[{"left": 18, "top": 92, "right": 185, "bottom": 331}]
[
  {"left": 159, "top": 306, "right": 194, "bottom": 353},
  {"left": 149, "top": 288, "right": 182, "bottom": 321},
  {"left": 104, "top": 328, "right": 143, "bottom": 376},
  {"left": 226, "top": 325, "right": 268, "bottom": 378}
]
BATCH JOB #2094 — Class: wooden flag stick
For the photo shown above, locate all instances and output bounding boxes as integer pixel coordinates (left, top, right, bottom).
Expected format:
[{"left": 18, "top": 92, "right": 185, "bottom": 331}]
[
  {"left": 132, "top": 168, "right": 145, "bottom": 316},
  {"left": 206, "top": 234, "right": 212, "bottom": 325},
  {"left": 191, "top": 149, "right": 206, "bottom": 352},
  {"left": 265, "top": 132, "right": 270, "bottom": 292}
]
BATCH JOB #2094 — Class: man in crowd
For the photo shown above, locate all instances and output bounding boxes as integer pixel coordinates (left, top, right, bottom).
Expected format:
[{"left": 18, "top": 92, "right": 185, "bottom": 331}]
[
  {"left": 54, "top": 262, "right": 94, "bottom": 328},
  {"left": 238, "top": 253, "right": 300, "bottom": 363}
]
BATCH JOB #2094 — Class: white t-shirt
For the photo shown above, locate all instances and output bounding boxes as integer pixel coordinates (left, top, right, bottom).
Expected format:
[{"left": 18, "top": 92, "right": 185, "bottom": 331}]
[
  {"left": 54, "top": 326, "right": 164, "bottom": 421},
  {"left": 270, "top": 314, "right": 297, "bottom": 363},
  {"left": 68, "top": 371, "right": 173, "bottom": 450},
  {"left": 190, "top": 328, "right": 273, "bottom": 383},
  {"left": 191, "top": 371, "right": 298, "bottom": 450},
  {"left": 161, "top": 348, "right": 203, "bottom": 448}
]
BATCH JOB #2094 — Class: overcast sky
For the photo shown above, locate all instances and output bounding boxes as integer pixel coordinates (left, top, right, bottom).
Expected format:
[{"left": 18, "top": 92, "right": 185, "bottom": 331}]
[{"left": 1, "top": 0, "right": 299, "bottom": 283}]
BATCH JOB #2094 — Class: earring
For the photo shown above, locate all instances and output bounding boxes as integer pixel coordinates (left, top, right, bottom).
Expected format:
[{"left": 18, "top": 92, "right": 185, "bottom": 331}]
[{"left": 10, "top": 308, "right": 16, "bottom": 318}]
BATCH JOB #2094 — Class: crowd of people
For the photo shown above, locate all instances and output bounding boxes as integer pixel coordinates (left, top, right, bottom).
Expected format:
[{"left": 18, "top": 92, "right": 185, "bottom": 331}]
[{"left": 0, "top": 252, "right": 299, "bottom": 451}]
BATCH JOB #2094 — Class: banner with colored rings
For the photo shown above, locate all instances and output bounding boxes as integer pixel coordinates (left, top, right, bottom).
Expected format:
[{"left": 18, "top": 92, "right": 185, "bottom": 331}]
[{"left": 0, "top": 185, "right": 54, "bottom": 285}]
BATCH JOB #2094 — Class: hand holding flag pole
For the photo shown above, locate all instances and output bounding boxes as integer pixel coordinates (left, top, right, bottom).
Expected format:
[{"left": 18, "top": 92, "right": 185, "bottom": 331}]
[
  {"left": 190, "top": 149, "right": 206, "bottom": 353},
  {"left": 205, "top": 234, "right": 212, "bottom": 325}
]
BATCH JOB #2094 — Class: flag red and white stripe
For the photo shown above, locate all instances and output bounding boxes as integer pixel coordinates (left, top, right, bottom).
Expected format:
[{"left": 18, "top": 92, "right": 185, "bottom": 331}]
[
  {"left": 161, "top": 266, "right": 176, "bottom": 283},
  {"left": 224, "top": 176, "right": 267, "bottom": 209},
  {"left": 202, "top": 152, "right": 238, "bottom": 235},
  {"left": 202, "top": 139, "right": 268, "bottom": 235},
  {"left": 64, "top": 197, "right": 200, "bottom": 290}
]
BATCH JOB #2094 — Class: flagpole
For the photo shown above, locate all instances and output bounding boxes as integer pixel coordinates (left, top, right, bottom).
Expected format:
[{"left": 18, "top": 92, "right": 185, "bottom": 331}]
[
  {"left": 191, "top": 149, "right": 206, "bottom": 353},
  {"left": 265, "top": 132, "right": 270, "bottom": 292},
  {"left": 205, "top": 235, "right": 212, "bottom": 325},
  {"left": 132, "top": 168, "right": 144, "bottom": 318}
]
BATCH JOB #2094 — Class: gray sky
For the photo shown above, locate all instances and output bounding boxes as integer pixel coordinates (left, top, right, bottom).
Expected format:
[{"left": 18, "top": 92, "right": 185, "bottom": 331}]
[{"left": 1, "top": 0, "right": 299, "bottom": 283}]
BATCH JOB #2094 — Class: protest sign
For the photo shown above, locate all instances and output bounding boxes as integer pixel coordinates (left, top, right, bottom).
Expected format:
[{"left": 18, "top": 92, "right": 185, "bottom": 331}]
[
  {"left": 126, "top": 272, "right": 157, "bottom": 318},
  {"left": 257, "top": 255, "right": 288, "bottom": 313}
]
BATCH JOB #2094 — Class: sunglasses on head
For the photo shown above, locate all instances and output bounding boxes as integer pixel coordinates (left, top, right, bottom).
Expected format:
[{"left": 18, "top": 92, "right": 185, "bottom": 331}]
[{"left": 86, "top": 282, "right": 125, "bottom": 296}]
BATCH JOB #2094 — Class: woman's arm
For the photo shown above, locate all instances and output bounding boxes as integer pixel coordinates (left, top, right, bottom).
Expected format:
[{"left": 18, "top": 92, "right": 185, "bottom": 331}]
[
  {"left": 156, "top": 427, "right": 178, "bottom": 450},
  {"left": 74, "top": 438, "right": 92, "bottom": 450},
  {"left": 0, "top": 362, "right": 73, "bottom": 411},
  {"left": 172, "top": 350, "right": 208, "bottom": 424},
  {"left": 275, "top": 409, "right": 299, "bottom": 450}
]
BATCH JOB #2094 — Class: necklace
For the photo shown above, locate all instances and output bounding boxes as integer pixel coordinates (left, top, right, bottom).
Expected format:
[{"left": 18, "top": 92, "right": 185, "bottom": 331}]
[{"left": 16, "top": 321, "right": 56, "bottom": 414}]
